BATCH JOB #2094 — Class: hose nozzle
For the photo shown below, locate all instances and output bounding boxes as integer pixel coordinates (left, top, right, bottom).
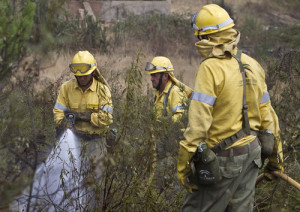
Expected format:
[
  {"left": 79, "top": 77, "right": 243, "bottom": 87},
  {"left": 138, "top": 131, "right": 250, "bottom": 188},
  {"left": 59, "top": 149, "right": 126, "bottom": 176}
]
[{"left": 65, "top": 113, "right": 75, "bottom": 130}]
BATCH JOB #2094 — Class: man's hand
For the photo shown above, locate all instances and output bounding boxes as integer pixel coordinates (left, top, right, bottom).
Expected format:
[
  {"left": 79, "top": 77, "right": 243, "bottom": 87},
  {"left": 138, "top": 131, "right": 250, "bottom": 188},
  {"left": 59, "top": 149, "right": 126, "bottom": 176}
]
[
  {"left": 264, "top": 161, "right": 283, "bottom": 183},
  {"left": 56, "top": 118, "right": 68, "bottom": 138},
  {"left": 106, "top": 128, "right": 118, "bottom": 154},
  {"left": 177, "top": 145, "right": 199, "bottom": 193},
  {"left": 74, "top": 112, "right": 91, "bottom": 122},
  {"left": 177, "top": 169, "right": 199, "bottom": 193}
]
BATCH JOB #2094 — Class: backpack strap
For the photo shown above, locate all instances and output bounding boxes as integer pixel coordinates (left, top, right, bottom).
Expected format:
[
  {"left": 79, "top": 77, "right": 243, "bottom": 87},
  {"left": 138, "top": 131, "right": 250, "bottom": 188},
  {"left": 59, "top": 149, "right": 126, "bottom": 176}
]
[
  {"left": 211, "top": 50, "right": 253, "bottom": 154},
  {"left": 163, "top": 83, "right": 175, "bottom": 115},
  {"left": 232, "top": 50, "right": 251, "bottom": 135}
]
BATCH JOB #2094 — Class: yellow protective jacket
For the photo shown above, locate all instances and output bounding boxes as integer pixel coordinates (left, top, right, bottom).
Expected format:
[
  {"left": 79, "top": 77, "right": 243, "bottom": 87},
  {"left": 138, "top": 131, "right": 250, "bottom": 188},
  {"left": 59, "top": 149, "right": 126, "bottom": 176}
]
[
  {"left": 181, "top": 28, "right": 283, "bottom": 170},
  {"left": 154, "top": 80, "right": 188, "bottom": 122},
  {"left": 53, "top": 77, "right": 113, "bottom": 135}
]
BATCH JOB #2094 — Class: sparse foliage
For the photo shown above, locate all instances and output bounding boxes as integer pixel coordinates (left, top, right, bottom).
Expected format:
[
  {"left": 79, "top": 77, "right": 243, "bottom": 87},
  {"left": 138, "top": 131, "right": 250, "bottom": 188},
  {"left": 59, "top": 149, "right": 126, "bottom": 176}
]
[
  {"left": 0, "top": 0, "right": 35, "bottom": 90},
  {"left": 0, "top": 0, "right": 299, "bottom": 211}
]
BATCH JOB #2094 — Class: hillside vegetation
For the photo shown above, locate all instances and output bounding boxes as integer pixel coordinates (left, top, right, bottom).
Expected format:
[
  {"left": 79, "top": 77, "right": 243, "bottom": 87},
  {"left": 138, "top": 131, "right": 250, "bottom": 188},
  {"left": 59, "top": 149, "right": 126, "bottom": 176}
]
[{"left": 0, "top": 0, "right": 299, "bottom": 211}]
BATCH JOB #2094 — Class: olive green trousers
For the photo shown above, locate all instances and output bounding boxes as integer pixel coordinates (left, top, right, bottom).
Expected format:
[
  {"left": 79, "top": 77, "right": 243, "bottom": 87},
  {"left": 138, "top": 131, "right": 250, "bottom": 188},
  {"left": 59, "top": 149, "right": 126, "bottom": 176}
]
[
  {"left": 80, "top": 136, "right": 107, "bottom": 209},
  {"left": 85, "top": 136, "right": 107, "bottom": 177},
  {"left": 181, "top": 142, "right": 262, "bottom": 212}
]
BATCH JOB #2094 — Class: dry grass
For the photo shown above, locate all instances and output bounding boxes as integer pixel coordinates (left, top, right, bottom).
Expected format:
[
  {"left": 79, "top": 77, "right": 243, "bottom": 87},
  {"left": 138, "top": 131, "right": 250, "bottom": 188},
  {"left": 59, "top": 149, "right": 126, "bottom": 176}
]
[{"left": 14, "top": 0, "right": 300, "bottom": 93}]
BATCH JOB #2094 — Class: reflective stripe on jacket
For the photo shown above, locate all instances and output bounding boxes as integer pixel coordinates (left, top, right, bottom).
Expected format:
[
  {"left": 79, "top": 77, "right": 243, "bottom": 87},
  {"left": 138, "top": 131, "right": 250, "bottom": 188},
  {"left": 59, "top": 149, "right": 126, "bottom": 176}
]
[
  {"left": 181, "top": 27, "right": 283, "bottom": 172},
  {"left": 182, "top": 51, "right": 282, "bottom": 164},
  {"left": 53, "top": 78, "right": 113, "bottom": 135},
  {"left": 154, "top": 80, "right": 188, "bottom": 122}
]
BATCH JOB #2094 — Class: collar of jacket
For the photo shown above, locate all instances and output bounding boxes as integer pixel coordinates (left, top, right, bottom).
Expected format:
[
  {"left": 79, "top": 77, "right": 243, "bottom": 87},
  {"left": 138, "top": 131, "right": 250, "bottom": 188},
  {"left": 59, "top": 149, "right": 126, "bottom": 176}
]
[
  {"left": 168, "top": 72, "right": 193, "bottom": 98},
  {"left": 195, "top": 28, "right": 240, "bottom": 61},
  {"left": 155, "top": 79, "right": 173, "bottom": 98},
  {"left": 75, "top": 77, "right": 97, "bottom": 92}
]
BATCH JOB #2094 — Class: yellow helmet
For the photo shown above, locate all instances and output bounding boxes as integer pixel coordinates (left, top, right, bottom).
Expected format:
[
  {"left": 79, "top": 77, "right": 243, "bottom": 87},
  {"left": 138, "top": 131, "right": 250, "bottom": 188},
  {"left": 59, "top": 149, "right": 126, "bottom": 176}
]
[
  {"left": 69, "top": 51, "right": 97, "bottom": 76},
  {"left": 145, "top": 56, "right": 174, "bottom": 74},
  {"left": 191, "top": 4, "right": 234, "bottom": 36}
]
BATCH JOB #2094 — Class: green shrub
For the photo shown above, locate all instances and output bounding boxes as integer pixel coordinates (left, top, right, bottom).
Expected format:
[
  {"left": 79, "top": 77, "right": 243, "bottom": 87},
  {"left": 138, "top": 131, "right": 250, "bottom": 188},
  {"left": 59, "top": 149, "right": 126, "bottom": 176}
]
[
  {"left": 0, "top": 0, "right": 35, "bottom": 89},
  {"left": 111, "top": 13, "right": 195, "bottom": 57},
  {"left": 1, "top": 1, "right": 300, "bottom": 211},
  {"left": 255, "top": 49, "right": 300, "bottom": 212}
]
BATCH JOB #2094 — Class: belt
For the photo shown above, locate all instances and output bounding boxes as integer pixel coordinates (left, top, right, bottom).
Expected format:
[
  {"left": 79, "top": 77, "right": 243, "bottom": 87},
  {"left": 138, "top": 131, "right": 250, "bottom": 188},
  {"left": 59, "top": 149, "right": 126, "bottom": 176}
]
[
  {"left": 76, "top": 133, "right": 101, "bottom": 141},
  {"left": 212, "top": 129, "right": 258, "bottom": 154},
  {"left": 216, "top": 138, "right": 259, "bottom": 157}
]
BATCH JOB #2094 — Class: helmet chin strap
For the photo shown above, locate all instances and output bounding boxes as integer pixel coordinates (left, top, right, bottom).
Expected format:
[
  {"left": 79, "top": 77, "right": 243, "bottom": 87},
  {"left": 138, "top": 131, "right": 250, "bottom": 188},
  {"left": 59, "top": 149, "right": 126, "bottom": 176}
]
[{"left": 156, "top": 73, "right": 164, "bottom": 91}]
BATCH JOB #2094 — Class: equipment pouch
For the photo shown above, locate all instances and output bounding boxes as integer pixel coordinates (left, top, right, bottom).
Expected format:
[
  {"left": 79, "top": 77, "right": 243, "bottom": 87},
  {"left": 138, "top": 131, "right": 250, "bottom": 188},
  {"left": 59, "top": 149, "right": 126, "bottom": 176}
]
[
  {"left": 192, "top": 143, "right": 221, "bottom": 185},
  {"left": 257, "top": 129, "right": 275, "bottom": 159}
]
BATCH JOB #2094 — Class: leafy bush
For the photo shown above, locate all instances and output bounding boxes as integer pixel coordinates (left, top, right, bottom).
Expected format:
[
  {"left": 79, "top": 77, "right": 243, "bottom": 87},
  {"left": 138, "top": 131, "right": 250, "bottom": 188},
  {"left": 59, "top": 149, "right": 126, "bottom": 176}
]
[
  {"left": 0, "top": 0, "right": 300, "bottom": 211},
  {"left": 0, "top": 52, "right": 188, "bottom": 210},
  {"left": 111, "top": 13, "right": 195, "bottom": 57},
  {"left": 271, "top": 25, "right": 300, "bottom": 47},
  {"left": 0, "top": 0, "right": 35, "bottom": 89},
  {"left": 98, "top": 53, "right": 187, "bottom": 211},
  {"left": 255, "top": 49, "right": 300, "bottom": 211}
]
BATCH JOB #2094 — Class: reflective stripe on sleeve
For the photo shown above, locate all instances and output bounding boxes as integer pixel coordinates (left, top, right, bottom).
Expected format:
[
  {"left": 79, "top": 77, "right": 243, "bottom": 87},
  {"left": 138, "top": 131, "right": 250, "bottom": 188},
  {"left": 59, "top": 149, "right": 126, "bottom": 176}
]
[
  {"left": 260, "top": 92, "right": 270, "bottom": 104},
  {"left": 191, "top": 91, "right": 216, "bottom": 106},
  {"left": 172, "top": 104, "right": 185, "bottom": 113},
  {"left": 54, "top": 102, "right": 68, "bottom": 111},
  {"left": 100, "top": 106, "right": 113, "bottom": 114}
]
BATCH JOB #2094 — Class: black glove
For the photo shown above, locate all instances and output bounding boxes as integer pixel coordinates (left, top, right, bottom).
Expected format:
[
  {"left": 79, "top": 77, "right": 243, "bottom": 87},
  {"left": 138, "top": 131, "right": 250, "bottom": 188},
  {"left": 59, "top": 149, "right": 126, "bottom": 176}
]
[
  {"left": 56, "top": 126, "right": 64, "bottom": 139},
  {"left": 106, "top": 128, "right": 118, "bottom": 153},
  {"left": 73, "top": 112, "right": 91, "bottom": 122},
  {"left": 264, "top": 162, "right": 281, "bottom": 183},
  {"left": 56, "top": 118, "right": 68, "bottom": 139}
]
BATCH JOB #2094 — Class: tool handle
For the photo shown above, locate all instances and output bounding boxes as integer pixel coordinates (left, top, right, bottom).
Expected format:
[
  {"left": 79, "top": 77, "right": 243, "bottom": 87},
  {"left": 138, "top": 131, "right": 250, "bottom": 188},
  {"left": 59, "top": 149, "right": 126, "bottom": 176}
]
[
  {"left": 256, "top": 173, "right": 265, "bottom": 185},
  {"left": 272, "top": 171, "right": 300, "bottom": 191},
  {"left": 256, "top": 171, "right": 300, "bottom": 191}
]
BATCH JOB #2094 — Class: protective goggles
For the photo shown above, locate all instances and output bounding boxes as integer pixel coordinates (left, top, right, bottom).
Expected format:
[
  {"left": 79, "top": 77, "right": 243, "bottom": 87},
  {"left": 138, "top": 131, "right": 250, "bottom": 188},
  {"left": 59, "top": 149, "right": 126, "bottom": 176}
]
[
  {"left": 145, "top": 62, "right": 173, "bottom": 72},
  {"left": 69, "top": 63, "right": 96, "bottom": 74},
  {"left": 191, "top": 11, "right": 233, "bottom": 33}
]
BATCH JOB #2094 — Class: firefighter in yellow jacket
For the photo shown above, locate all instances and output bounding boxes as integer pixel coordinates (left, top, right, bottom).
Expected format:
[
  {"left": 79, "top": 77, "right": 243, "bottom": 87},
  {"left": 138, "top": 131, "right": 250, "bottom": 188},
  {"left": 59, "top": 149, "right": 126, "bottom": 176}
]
[
  {"left": 177, "top": 4, "right": 284, "bottom": 212},
  {"left": 145, "top": 56, "right": 193, "bottom": 121},
  {"left": 53, "top": 51, "right": 113, "bottom": 179},
  {"left": 145, "top": 56, "right": 193, "bottom": 191}
]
